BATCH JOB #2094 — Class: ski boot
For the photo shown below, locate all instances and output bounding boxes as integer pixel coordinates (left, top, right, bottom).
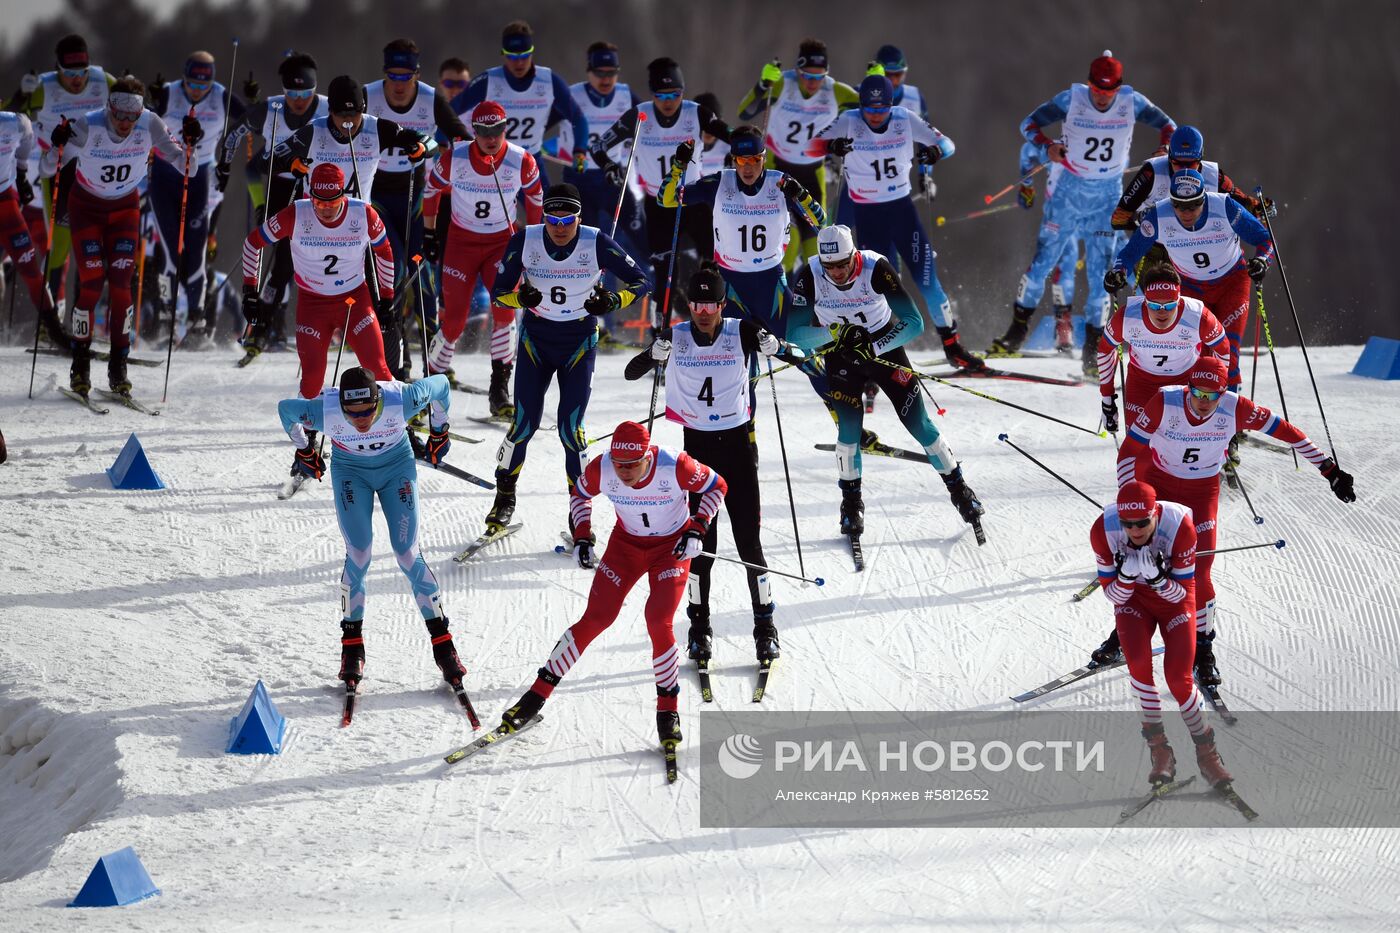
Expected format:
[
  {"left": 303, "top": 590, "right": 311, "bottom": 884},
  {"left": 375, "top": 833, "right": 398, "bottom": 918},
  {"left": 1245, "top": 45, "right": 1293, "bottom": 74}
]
[
  {"left": 501, "top": 684, "right": 547, "bottom": 733},
  {"left": 838, "top": 478, "right": 865, "bottom": 537},
  {"left": 938, "top": 324, "right": 985, "bottom": 370},
  {"left": 69, "top": 341, "right": 92, "bottom": 395},
  {"left": 485, "top": 478, "right": 517, "bottom": 535},
  {"left": 1081, "top": 323, "right": 1103, "bottom": 379},
  {"left": 1193, "top": 727, "right": 1233, "bottom": 788},
  {"left": 181, "top": 326, "right": 213, "bottom": 351},
  {"left": 1090, "top": 629, "right": 1122, "bottom": 666},
  {"left": 1142, "top": 722, "right": 1177, "bottom": 786},
  {"left": 859, "top": 428, "right": 886, "bottom": 455},
  {"left": 753, "top": 604, "right": 780, "bottom": 661},
  {"left": 942, "top": 465, "right": 984, "bottom": 525},
  {"left": 107, "top": 347, "right": 131, "bottom": 395},
  {"left": 1053, "top": 304, "right": 1074, "bottom": 355},
  {"left": 39, "top": 299, "right": 70, "bottom": 350},
  {"left": 988, "top": 303, "right": 1035, "bottom": 357},
  {"left": 686, "top": 604, "right": 713, "bottom": 662},
  {"left": 657, "top": 708, "right": 683, "bottom": 744},
  {"left": 426, "top": 616, "right": 467, "bottom": 686},
  {"left": 1194, "top": 630, "right": 1221, "bottom": 687},
  {"left": 488, "top": 359, "right": 514, "bottom": 419},
  {"left": 339, "top": 619, "right": 365, "bottom": 685}
]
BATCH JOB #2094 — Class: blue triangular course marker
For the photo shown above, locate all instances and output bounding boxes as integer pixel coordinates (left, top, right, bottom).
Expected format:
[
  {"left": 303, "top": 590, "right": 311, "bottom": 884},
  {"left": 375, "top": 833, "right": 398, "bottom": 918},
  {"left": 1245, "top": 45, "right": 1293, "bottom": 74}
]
[
  {"left": 105, "top": 432, "right": 165, "bottom": 490},
  {"left": 68, "top": 846, "right": 160, "bottom": 907},
  {"left": 226, "top": 680, "right": 288, "bottom": 755},
  {"left": 1352, "top": 336, "right": 1400, "bottom": 380},
  {"left": 1025, "top": 312, "right": 1086, "bottom": 351}
]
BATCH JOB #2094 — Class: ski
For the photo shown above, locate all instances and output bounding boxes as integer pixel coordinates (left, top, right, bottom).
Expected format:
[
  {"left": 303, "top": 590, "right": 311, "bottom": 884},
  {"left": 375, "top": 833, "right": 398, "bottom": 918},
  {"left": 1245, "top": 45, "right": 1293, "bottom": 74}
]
[
  {"left": 555, "top": 532, "right": 597, "bottom": 568},
  {"left": 662, "top": 738, "right": 679, "bottom": 783},
  {"left": 467, "top": 415, "right": 514, "bottom": 428},
  {"left": 96, "top": 389, "right": 160, "bottom": 416},
  {"left": 1011, "top": 645, "right": 1167, "bottom": 702},
  {"left": 235, "top": 347, "right": 260, "bottom": 368},
  {"left": 1215, "top": 782, "right": 1259, "bottom": 821},
  {"left": 815, "top": 442, "right": 926, "bottom": 465},
  {"left": 452, "top": 522, "right": 524, "bottom": 563},
  {"left": 443, "top": 713, "right": 544, "bottom": 765},
  {"left": 29, "top": 346, "right": 162, "bottom": 366},
  {"left": 1072, "top": 578, "right": 1102, "bottom": 602},
  {"left": 847, "top": 535, "right": 865, "bottom": 572},
  {"left": 1197, "top": 681, "right": 1239, "bottom": 727},
  {"left": 416, "top": 457, "right": 495, "bottom": 490},
  {"left": 58, "top": 387, "right": 110, "bottom": 414},
  {"left": 451, "top": 683, "right": 481, "bottom": 729},
  {"left": 277, "top": 474, "right": 310, "bottom": 500},
  {"left": 451, "top": 383, "right": 490, "bottom": 396},
  {"left": 408, "top": 423, "right": 483, "bottom": 444},
  {"left": 918, "top": 364, "right": 1085, "bottom": 387},
  {"left": 753, "top": 659, "right": 775, "bottom": 703},
  {"left": 697, "top": 661, "right": 714, "bottom": 703},
  {"left": 340, "top": 681, "right": 359, "bottom": 727},
  {"left": 1118, "top": 775, "right": 1196, "bottom": 823},
  {"left": 1241, "top": 435, "right": 1290, "bottom": 456}
]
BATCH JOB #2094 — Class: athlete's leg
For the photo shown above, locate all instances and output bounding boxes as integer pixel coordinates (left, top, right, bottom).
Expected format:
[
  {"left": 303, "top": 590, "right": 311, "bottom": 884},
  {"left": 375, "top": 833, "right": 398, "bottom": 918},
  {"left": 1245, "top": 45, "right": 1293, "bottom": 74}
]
[
  {"left": 1116, "top": 602, "right": 1163, "bottom": 722},
  {"left": 99, "top": 199, "right": 141, "bottom": 352},
  {"left": 643, "top": 541, "right": 690, "bottom": 712},
  {"left": 554, "top": 332, "right": 598, "bottom": 489},
  {"left": 374, "top": 455, "right": 445, "bottom": 621},
  {"left": 294, "top": 290, "right": 337, "bottom": 399},
  {"left": 496, "top": 324, "right": 556, "bottom": 483},
  {"left": 332, "top": 461, "right": 377, "bottom": 622},
  {"left": 342, "top": 285, "right": 393, "bottom": 381}
]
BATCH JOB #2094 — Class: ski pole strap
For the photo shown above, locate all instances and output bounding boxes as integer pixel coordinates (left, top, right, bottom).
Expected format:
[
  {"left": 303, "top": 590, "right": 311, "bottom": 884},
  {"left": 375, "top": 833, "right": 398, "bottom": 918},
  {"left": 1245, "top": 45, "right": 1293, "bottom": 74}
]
[
  {"left": 998, "top": 434, "right": 1103, "bottom": 510},
  {"left": 699, "top": 551, "right": 824, "bottom": 587}
]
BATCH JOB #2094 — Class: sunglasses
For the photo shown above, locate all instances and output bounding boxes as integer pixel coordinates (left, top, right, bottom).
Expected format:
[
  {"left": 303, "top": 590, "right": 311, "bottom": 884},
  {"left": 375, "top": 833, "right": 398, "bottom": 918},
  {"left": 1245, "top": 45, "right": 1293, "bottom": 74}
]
[
  {"left": 544, "top": 212, "right": 579, "bottom": 226},
  {"left": 343, "top": 405, "right": 378, "bottom": 419},
  {"left": 439, "top": 78, "right": 468, "bottom": 90},
  {"left": 1190, "top": 388, "right": 1223, "bottom": 402},
  {"left": 59, "top": 66, "right": 88, "bottom": 78},
  {"left": 1121, "top": 517, "right": 1152, "bottom": 529},
  {"left": 1144, "top": 298, "right": 1177, "bottom": 312},
  {"left": 184, "top": 80, "right": 212, "bottom": 91},
  {"left": 384, "top": 70, "right": 418, "bottom": 82},
  {"left": 590, "top": 68, "right": 619, "bottom": 78},
  {"left": 653, "top": 90, "right": 682, "bottom": 101},
  {"left": 861, "top": 105, "right": 891, "bottom": 115},
  {"left": 690, "top": 300, "right": 725, "bottom": 314},
  {"left": 109, "top": 106, "right": 142, "bottom": 122},
  {"left": 798, "top": 70, "right": 827, "bottom": 81},
  {"left": 473, "top": 124, "right": 506, "bottom": 138},
  {"left": 503, "top": 49, "right": 534, "bottom": 61},
  {"left": 284, "top": 87, "right": 315, "bottom": 100},
  {"left": 733, "top": 153, "right": 765, "bottom": 167}
]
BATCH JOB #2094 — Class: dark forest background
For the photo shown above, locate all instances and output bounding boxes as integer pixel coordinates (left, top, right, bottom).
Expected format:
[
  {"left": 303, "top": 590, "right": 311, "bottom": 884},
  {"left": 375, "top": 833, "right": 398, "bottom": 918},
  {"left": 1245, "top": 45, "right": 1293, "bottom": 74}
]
[{"left": 2, "top": 0, "right": 1396, "bottom": 347}]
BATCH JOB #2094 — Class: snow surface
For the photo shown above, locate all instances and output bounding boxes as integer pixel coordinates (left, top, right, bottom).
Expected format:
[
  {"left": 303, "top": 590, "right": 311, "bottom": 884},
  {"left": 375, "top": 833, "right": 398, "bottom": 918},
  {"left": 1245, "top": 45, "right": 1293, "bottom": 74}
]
[{"left": 1, "top": 344, "right": 1397, "bottom": 931}]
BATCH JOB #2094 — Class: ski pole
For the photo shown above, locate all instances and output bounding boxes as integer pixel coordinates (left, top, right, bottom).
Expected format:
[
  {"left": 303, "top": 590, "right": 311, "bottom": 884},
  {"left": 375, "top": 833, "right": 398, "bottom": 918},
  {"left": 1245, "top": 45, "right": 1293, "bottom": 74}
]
[
  {"left": 997, "top": 433, "right": 1104, "bottom": 510},
  {"left": 1228, "top": 463, "right": 1266, "bottom": 525},
  {"left": 1249, "top": 289, "right": 1261, "bottom": 399},
  {"left": 983, "top": 162, "right": 1044, "bottom": 206},
  {"left": 1073, "top": 539, "right": 1285, "bottom": 601},
  {"left": 766, "top": 356, "right": 806, "bottom": 581},
  {"left": 162, "top": 110, "right": 196, "bottom": 403},
  {"left": 607, "top": 111, "right": 644, "bottom": 237},
  {"left": 243, "top": 99, "right": 284, "bottom": 350},
  {"left": 1254, "top": 282, "right": 1299, "bottom": 469},
  {"left": 700, "top": 551, "right": 824, "bottom": 587},
  {"left": 934, "top": 203, "right": 1016, "bottom": 227},
  {"left": 875, "top": 357, "right": 1107, "bottom": 438},
  {"left": 646, "top": 177, "right": 686, "bottom": 429},
  {"left": 316, "top": 295, "right": 358, "bottom": 464},
  {"left": 1255, "top": 185, "right": 1338, "bottom": 464}
]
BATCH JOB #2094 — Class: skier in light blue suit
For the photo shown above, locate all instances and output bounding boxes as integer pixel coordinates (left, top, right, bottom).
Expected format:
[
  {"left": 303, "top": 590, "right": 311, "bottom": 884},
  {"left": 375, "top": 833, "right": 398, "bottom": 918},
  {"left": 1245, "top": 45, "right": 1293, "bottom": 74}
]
[
  {"left": 990, "top": 50, "right": 1174, "bottom": 377},
  {"left": 1016, "top": 140, "right": 1080, "bottom": 353},
  {"left": 277, "top": 367, "right": 466, "bottom": 693}
]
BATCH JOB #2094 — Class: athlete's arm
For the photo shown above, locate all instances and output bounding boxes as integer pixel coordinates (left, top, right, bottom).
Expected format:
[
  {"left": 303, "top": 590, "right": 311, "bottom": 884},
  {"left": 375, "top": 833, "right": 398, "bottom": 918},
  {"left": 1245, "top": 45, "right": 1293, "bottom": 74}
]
[
  {"left": 1021, "top": 90, "right": 1072, "bottom": 148},
  {"left": 737, "top": 72, "right": 783, "bottom": 121},
  {"left": 658, "top": 168, "right": 717, "bottom": 209},
  {"left": 675, "top": 451, "right": 726, "bottom": 523},
  {"left": 402, "top": 374, "right": 452, "bottom": 428},
  {"left": 868, "top": 257, "right": 923, "bottom": 353},
  {"left": 519, "top": 151, "right": 544, "bottom": 224},
  {"left": 1130, "top": 91, "right": 1175, "bottom": 149},
  {"left": 489, "top": 229, "right": 530, "bottom": 307},
  {"left": 596, "top": 230, "right": 651, "bottom": 302},
  {"left": 365, "top": 205, "right": 395, "bottom": 293},
  {"left": 589, "top": 107, "right": 639, "bottom": 172},
  {"left": 1223, "top": 196, "right": 1274, "bottom": 262},
  {"left": 432, "top": 88, "right": 469, "bottom": 141},
  {"left": 1113, "top": 205, "right": 1159, "bottom": 272},
  {"left": 1090, "top": 516, "right": 1136, "bottom": 606},
  {"left": 278, "top": 396, "right": 325, "bottom": 447},
  {"left": 449, "top": 73, "right": 487, "bottom": 118},
  {"left": 242, "top": 204, "right": 297, "bottom": 284},
  {"left": 1097, "top": 308, "right": 1127, "bottom": 397},
  {"left": 1117, "top": 390, "right": 1166, "bottom": 486},
  {"left": 1113, "top": 162, "right": 1156, "bottom": 229}
]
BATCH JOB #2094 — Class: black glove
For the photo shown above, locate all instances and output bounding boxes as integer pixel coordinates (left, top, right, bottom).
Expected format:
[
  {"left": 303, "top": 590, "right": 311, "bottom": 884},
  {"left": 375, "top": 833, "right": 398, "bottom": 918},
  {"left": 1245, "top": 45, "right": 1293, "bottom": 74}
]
[
  {"left": 516, "top": 280, "right": 542, "bottom": 309},
  {"left": 673, "top": 139, "right": 695, "bottom": 168},
  {"left": 672, "top": 516, "right": 707, "bottom": 560},
  {"left": 242, "top": 71, "right": 260, "bottom": 103},
  {"left": 827, "top": 137, "right": 854, "bottom": 157},
  {"left": 15, "top": 168, "right": 33, "bottom": 206},
  {"left": 181, "top": 114, "right": 204, "bottom": 145},
  {"left": 375, "top": 294, "right": 396, "bottom": 323},
  {"left": 832, "top": 322, "right": 874, "bottom": 361},
  {"left": 425, "top": 424, "right": 452, "bottom": 465},
  {"left": 214, "top": 160, "right": 231, "bottom": 192},
  {"left": 1101, "top": 394, "right": 1120, "bottom": 434},
  {"left": 572, "top": 536, "right": 595, "bottom": 569},
  {"left": 776, "top": 174, "right": 804, "bottom": 199},
  {"left": 50, "top": 120, "right": 74, "bottom": 149},
  {"left": 1247, "top": 256, "right": 1269, "bottom": 282},
  {"left": 603, "top": 159, "right": 625, "bottom": 188},
  {"left": 422, "top": 225, "right": 441, "bottom": 264},
  {"left": 1103, "top": 267, "right": 1128, "bottom": 294},
  {"left": 293, "top": 443, "right": 325, "bottom": 480},
  {"left": 1320, "top": 459, "right": 1355, "bottom": 503},
  {"left": 583, "top": 285, "right": 619, "bottom": 316},
  {"left": 1144, "top": 552, "right": 1170, "bottom": 589},
  {"left": 241, "top": 285, "right": 262, "bottom": 326},
  {"left": 915, "top": 144, "right": 942, "bottom": 166}
]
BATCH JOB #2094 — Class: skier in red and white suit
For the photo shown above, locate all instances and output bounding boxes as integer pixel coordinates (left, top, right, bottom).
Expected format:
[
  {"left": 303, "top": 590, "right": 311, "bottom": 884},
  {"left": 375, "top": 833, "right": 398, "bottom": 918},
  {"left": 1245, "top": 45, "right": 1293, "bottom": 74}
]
[
  {"left": 497, "top": 420, "right": 727, "bottom": 748},
  {"left": 241, "top": 162, "right": 395, "bottom": 402},
  {"left": 1116, "top": 355, "right": 1356, "bottom": 685},
  {"left": 421, "top": 100, "right": 542, "bottom": 416},
  {"left": 1096, "top": 262, "right": 1228, "bottom": 428},
  {"left": 1089, "top": 480, "right": 1232, "bottom": 789}
]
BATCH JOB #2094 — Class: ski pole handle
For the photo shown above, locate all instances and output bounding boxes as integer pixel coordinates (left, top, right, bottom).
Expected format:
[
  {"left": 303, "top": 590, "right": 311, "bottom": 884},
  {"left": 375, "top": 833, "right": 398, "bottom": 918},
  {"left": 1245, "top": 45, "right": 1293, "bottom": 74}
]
[{"left": 700, "top": 551, "right": 824, "bottom": 587}]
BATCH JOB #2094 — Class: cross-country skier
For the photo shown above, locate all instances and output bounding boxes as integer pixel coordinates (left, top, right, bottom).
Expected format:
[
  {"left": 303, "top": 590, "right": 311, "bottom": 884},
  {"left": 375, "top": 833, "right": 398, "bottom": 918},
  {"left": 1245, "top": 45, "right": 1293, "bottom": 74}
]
[
  {"left": 786, "top": 225, "right": 984, "bottom": 550},
  {"left": 1112, "top": 125, "right": 1271, "bottom": 232},
  {"left": 482, "top": 183, "right": 651, "bottom": 538},
  {"left": 807, "top": 74, "right": 982, "bottom": 370},
  {"left": 1017, "top": 139, "right": 1080, "bottom": 354},
  {"left": 41, "top": 76, "right": 200, "bottom": 397},
  {"left": 241, "top": 163, "right": 395, "bottom": 473},
  {"left": 622, "top": 263, "right": 795, "bottom": 667},
  {"left": 989, "top": 50, "right": 1175, "bottom": 376},
  {"left": 436, "top": 58, "right": 471, "bottom": 111},
  {"left": 498, "top": 420, "right": 727, "bottom": 758},
  {"left": 1090, "top": 480, "right": 1233, "bottom": 790},
  {"left": 1111, "top": 356, "right": 1356, "bottom": 686},
  {"left": 1096, "top": 263, "right": 1229, "bottom": 431},
  {"left": 0, "top": 108, "right": 63, "bottom": 345},
  {"left": 422, "top": 100, "right": 542, "bottom": 415},
  {"left": 276, "top": 368, "right": 469, "bottom": 708}
]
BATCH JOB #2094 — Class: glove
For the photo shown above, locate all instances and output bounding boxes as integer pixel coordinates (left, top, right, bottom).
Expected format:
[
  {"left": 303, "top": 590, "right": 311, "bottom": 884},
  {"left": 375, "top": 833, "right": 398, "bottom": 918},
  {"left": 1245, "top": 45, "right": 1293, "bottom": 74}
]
[
  {"left": 375, "top": 295, "right": 395, "bottom": 323},
  {"left": 865, "top": 61, "right": 885, "bottom": 77},
  {"left": 1101, "top": 394, "right": 1120, "bottom": 434},
  {"left": 583, "top": 285, "right": 619, "bottom": 316},
  {"left": 425, "top": 424, "right": 451, "bottom": 465},
  {"left": 516, "top": 280, "right": 542, "bottom": 310},
  {"left": 15, "top": 168, "right": 34, "bottom": 206},
  {"left": 293, "top": 444, "right": 325, "bottom": 480},
  {"left": 289, "top": 156, "right": 312, "bottom": 178},
  {"left": 242, "top": 285, "right": 262, "bottom": 325},
  {"left": 1320, "top": 459, "right": 1355, "bottom": 503},
  {"left": 757, "top": 329, "right": 782, "bottom": 357},
  {"left": 214, "top": 160, "right": 231, "bottom": 192},
  {"left": 758, "top": 60, "right": 782, "bottom": 90},
  {"left": 422, "top": 225, "right": 441, "bottom": 264},
  {"left": 827, "top": 137, "right": 853, "bottom": 157},
  {"left": 832, "top": 322, "right": 874, "bottom": 361},
  {"left": 181, "top": 114, "right": 204, "bottom": 145},
  {"left": 20, "top": 71, "right": 38, "bottom": 95},
  {"left": 50, "top": 120, "right": 74, "bottom": 149},
  {"left": 776, "top": 343, "right": 808, "bottom": 365},
  {"left": 777, "top": 175, "right": 803, "bottom": 199},
  {"left": 243, "top": 72, "right": 260, "bottom": 102},
  {"left": 915, "top": 145, "right": 942, "bottom": 166},
  {"left": 1116, "top": 548, "right": 1144, "bottom": 584},
  {"left": 573, "top": 149, "right": 589, "bottom": 173},
  {"left": 673, "top": 138, "right": 695, "bottom": 168},
  {"left": 673, "top": 517, "right": 707, "bottom": 560},
  {"left": 603, "top": 160, "right": 625, "bottom": 188},
  {"left": 1257, "top": 196, "right": 1277, "bottom": 219},
  {"left": 649, "top": 336, "right": 672, "bottom": 362},
  {"left": 1017, "top": 182, "right": 1035, "bottom": 210},
  {"left": 1247, "top": 256, "right": 1269, "bottom": 282},
  {"left": 1143, "top": 552, "right": 1171, "bottom": 589},
  {"left": 1103, "top": 267, "right": 1128, "bottom": 294},
  {"left": 570, "top": 538, "right": 594, "bottom": 568}
]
